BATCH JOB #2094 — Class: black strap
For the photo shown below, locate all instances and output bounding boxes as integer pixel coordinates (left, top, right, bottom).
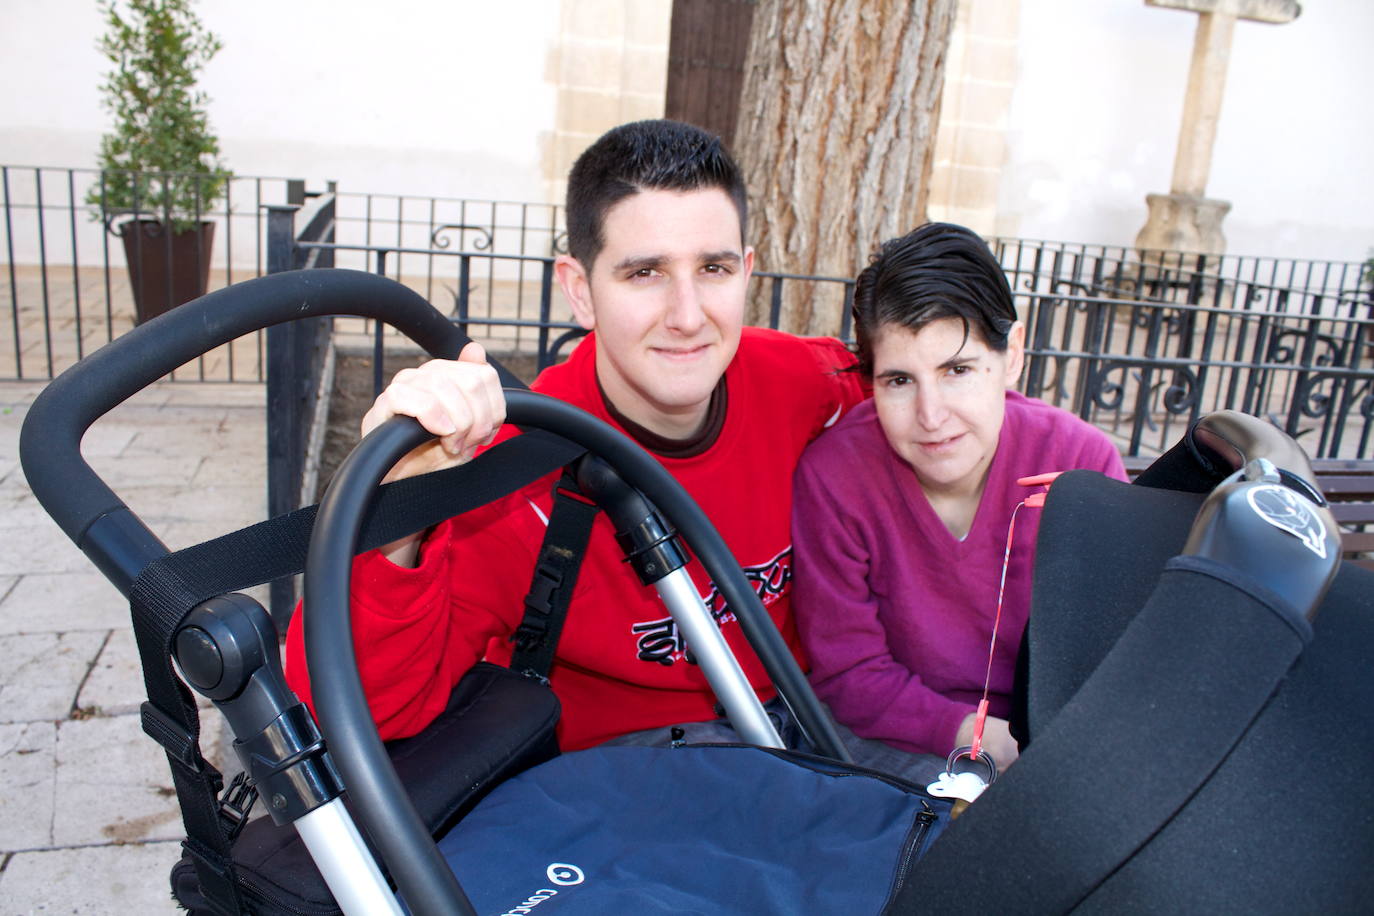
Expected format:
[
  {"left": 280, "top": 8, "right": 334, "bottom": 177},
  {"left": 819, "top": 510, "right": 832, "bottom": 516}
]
[
  {"left": 127, "top": 428, "right": 585, "bottom": 915},
  {"left": 138, "top": 430, "right": 584, "bottom": 604},
  {"left": 510, "top": 470, "right": 601, "bottom": 682},
  {"left": 132, "top": 561, "right": 244, "bottom": 915}
]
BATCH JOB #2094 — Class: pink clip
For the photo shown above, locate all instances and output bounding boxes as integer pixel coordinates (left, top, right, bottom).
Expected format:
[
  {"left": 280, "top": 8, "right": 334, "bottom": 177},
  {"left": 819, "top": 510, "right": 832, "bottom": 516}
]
[
  {"left": 1024, "top": 492, "right": 1047, "bottom": 508},
  {"left": 969, "top": 698, "right": 990, "bottom": 760},
  {"left": 1016, "top": 471, "right": 1064, "bottom": 487}
]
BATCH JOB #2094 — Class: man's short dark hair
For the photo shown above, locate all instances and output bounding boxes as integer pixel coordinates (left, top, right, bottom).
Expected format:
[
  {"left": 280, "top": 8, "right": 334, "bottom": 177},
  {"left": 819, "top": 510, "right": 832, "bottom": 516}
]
[
  {"left": 850, "top": 222, "right": 1017, "bottom": 376},
  {"left": 565, "top": 119, "right": 747, "bottom": 269}
]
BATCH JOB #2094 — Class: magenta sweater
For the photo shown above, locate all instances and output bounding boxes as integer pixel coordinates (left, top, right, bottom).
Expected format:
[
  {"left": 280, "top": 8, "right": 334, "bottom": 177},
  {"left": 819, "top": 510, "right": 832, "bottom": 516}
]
[{"left": 791, "top": 392, "right": 1126, "bottom": 755}]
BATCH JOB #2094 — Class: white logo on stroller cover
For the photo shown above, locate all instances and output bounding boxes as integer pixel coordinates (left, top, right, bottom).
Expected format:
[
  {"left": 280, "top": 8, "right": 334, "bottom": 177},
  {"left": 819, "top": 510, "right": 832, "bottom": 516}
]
[
  {"left": 547, "top": 863, "right": 585, "bottom": 886},
  {"left": 1246, "top": 484, "right": 1329, "bottom": 559},
  {"left": 495, "top": 865, "right": 585, "bottom": 915}
]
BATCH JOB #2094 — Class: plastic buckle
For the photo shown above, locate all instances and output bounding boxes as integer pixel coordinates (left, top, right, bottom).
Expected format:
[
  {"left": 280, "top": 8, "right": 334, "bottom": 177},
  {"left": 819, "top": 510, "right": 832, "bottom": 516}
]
[
  {"left": 526, "top": 561, "right": 563, "bottom": 612},
  {"left": 516, "top": 667, "right": 551, "bottom": 687},
  {"left": 515, "top": 561, "right": 564, "bottom": 651},
  {"left": 217, "top": 771, "right": 258, "bottom": 842}
]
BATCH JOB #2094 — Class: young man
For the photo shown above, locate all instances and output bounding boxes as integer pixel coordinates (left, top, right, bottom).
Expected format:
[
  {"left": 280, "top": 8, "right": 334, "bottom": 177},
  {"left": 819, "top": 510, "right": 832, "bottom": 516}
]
[{"left": 282, "top": 120, "right": 865, "bottom": 751}]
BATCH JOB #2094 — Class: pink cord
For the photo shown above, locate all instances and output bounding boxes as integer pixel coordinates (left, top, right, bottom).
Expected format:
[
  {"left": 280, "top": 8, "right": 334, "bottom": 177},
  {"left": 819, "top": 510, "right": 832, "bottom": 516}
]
[{"left": 970, "top": 471, "right": 1063, "bottom": 761}]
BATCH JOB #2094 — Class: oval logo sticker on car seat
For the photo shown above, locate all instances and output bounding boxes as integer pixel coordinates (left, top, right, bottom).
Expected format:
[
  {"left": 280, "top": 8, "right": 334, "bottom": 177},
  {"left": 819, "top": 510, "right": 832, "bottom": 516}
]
[{"left": 1246, "top": 484, "right": 1328, "bottom": 559}]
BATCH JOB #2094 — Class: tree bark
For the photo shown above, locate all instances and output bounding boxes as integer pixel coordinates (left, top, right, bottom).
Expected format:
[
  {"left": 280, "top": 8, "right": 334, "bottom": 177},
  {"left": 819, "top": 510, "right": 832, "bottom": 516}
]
[{"left": 734, "top": 0, "right": 957, "bottom": 336}]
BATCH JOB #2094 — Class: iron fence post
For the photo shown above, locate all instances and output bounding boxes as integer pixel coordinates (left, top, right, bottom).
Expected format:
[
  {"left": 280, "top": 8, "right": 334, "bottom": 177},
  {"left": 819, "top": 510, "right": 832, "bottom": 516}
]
[
  {"left": 537, "top": 259, "right": 554, "bottom": 370},
  {"left": 265, "top": 203, "right": 305, "bottom": 626},
  {"left": 456, "top": 254, "right": 471, "bottom": 338},
  {"left": 373, "top": 250, "right": 389, "bottom": 397},
  {"left": 262, "top": 192, "right": 337, "bottom": 623}
]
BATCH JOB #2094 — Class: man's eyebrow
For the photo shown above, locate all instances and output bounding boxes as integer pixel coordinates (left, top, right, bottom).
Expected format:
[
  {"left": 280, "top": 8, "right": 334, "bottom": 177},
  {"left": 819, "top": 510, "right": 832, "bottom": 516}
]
[
  {"left": 611, "top": 254, "right": 668, "bottom": 273},
  {"left": 699, "top": 250, "right": 742, "bottom": 265}
]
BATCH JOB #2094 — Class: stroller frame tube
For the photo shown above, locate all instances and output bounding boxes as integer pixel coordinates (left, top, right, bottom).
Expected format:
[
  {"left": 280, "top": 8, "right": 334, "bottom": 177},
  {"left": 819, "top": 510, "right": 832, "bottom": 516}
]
[
  {"left": 294, "top": 799, "right": 404, "bottom": 915},
  {"left": 653, "top": 568, "right": 784, "bottom": 748}
]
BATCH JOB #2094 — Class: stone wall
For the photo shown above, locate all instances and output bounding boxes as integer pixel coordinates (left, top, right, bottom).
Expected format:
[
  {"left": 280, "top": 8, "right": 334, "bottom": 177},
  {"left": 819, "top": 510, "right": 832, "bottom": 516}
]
[
  {"left": 925, "top": 0, "right": 1020, "bottom": 236},
  {"left": 544, "top": 0, "right": 673, "bottom": 206}
]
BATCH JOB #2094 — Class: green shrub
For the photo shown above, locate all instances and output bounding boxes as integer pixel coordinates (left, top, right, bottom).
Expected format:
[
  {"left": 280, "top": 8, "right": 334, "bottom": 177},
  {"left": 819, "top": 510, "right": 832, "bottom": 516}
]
[{"left": 86, "top": 0, "right": 230, "bottom": 232}]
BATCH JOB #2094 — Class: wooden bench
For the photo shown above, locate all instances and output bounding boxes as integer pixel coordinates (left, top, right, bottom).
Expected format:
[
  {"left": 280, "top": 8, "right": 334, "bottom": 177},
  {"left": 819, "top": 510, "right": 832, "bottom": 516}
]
[{"left": 1121, "top": 455, "right": 1374, "bottom": 570}]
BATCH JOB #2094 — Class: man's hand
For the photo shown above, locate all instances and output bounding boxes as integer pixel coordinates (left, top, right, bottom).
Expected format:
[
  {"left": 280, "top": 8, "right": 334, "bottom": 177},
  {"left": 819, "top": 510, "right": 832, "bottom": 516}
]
[
  {"left": 955, "top": 711, "right": 1020, "bottom": 771},
  {"left": 361, "top": 343, "right": 506, "bottom": 566}
]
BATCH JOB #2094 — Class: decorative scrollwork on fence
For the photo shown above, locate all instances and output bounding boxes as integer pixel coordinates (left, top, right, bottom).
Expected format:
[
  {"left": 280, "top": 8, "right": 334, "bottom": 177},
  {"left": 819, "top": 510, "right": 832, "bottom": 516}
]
[
  {"left": 551, "top": 230, "right": 569, "bottom": 256},
  {"left": 1267, "top": 322, "right": 1354, "bottom": 371},
  {"left": 1087, "top": 361, "right": 1131, "bottom": 411},
  {"left": 1296, "top": 372, "right": 1374, "bottom": 422},
  {"left": 1160, "top": 366, "right": 1201, "bottom": 415},
  {"left": 1295, "top": 373, "right": 1336, "bottom": 419},
  {"left": 429, "top": 223, "right": 492, "bottom": 251},
  {"left": 1265, "top": 327, "right": 1299, "bottom": 365},
  {"left": 1162, "top": 308, "right": 1184, "bottom": 337}
]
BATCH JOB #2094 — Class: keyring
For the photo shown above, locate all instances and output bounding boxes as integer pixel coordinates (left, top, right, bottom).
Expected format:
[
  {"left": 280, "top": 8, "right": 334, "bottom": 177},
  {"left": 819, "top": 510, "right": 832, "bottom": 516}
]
[{"left": 946, "top": 744, "right": 997, "bottom": 786}]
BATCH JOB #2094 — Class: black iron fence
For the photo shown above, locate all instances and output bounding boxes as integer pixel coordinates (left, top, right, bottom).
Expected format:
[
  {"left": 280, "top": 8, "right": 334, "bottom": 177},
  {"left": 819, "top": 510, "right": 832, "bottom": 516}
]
[
  {"left": 992, "top": 239, "right": 1374, "bottom": 458},
  {"left": 0, "top": 167, "right": 573, "bottom": 382},
  {"left": 0, "top": 165, "right": 327, "bottom": 382},
  {"left": 275, "top": 231, "right": 1372, "bottom": 461},
  {"left": 333, "top": 189, "right": 565, "bottom": 304},
  {"left": 5, "top": 165, "right": 1371, "bottom": 461}
]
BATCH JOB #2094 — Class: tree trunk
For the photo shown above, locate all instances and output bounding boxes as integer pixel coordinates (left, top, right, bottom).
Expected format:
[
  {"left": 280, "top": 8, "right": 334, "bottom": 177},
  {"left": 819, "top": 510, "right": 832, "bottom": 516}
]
[{"left": 734, "top": 0, "right": 957, "bottom": 336}]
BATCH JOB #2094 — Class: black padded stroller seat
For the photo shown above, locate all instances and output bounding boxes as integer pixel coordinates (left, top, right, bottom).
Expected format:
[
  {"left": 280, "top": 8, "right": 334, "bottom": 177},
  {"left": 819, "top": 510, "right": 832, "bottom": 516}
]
[{"left": 900, "top": 469, "right": 1374, "bottom": 913}]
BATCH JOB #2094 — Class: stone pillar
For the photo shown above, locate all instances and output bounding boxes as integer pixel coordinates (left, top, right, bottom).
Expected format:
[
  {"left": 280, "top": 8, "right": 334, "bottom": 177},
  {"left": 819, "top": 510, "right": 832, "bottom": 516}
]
[{"left": 1135, "top": 0, "right": 1300, "bottom": 262}]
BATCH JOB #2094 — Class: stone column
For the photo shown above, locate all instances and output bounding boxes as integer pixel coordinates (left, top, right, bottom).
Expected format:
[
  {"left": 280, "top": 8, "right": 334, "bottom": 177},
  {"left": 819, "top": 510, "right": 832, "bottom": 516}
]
[{"left": 1135, "top": 0, "right": 1300, "bottom": 261}]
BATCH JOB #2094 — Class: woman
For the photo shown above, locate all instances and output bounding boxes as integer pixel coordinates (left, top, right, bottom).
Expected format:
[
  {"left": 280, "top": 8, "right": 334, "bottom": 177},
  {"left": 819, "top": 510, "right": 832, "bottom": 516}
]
[{"left": 792, "top": 223, "right": 1126, "bottom": 769}]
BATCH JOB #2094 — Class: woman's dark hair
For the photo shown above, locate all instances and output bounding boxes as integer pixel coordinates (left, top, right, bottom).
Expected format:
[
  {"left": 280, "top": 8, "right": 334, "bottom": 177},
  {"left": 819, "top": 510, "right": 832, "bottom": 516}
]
[
  {"left": 850, "top": 222, "right": 1016, "bottom": 376},
  {"left": 565, "top": 119, "right": 747, "bottom": 270}
]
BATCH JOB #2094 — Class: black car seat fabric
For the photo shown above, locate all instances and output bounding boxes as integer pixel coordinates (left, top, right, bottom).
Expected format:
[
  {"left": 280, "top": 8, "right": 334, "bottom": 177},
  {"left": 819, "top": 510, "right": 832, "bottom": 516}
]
[{"left": 894, "top": 470, "right": 1374, "bottom": 914}]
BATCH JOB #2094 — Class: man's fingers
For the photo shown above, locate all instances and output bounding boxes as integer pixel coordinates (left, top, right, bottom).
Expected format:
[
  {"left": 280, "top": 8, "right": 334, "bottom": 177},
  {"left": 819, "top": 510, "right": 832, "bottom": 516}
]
[
  {"left": 371, "top": 377, "right": 460, "bottom": 439},
  {"left": 456, "top": 343, "right": 508, "bottom": 443},
  {"left": 359, "top": 356, "right": 507, "bottom": 478},
  {"left": 457, "top": 340, "right": 487, "bottom": 365},
  {"left": 477, "top": 362, "right": 507, "bottom": 444}
]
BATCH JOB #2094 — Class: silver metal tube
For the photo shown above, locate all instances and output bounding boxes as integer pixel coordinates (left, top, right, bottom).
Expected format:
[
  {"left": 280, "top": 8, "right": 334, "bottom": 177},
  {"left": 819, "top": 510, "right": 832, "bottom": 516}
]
[
  {"left": 294, "top": 798, "right": 405, "bottom": 915},
  {"left": 654, "top": 567, "right": 784, "bottom": 747}
]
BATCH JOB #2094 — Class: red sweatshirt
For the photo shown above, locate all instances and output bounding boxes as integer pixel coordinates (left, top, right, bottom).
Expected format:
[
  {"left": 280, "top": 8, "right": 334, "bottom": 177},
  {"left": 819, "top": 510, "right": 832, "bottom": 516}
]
[{"left": 284, "top": 327, "right": 864, "bottom": 750}]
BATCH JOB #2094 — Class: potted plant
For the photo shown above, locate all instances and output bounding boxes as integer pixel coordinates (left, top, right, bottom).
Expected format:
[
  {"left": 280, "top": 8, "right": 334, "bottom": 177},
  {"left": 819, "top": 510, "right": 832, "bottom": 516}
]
[{"left": 87, "top": 0, "right": 230, "bottom": 323}]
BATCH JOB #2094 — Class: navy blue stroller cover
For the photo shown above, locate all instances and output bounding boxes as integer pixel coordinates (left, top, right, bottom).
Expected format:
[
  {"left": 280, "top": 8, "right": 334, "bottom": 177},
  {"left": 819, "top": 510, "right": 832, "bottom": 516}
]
[{"left": 436, "top": 745, "right": 949, "bottom": 914}]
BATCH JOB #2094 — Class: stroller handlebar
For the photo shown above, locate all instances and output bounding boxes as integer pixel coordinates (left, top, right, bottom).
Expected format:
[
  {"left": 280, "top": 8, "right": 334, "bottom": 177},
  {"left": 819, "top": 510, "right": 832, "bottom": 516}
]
[
  {"left": 19, "top": 269, "right": 478, "bottom": 591},
  {"left": 306, "top": 394, "right": 850, "bottom": 915}
]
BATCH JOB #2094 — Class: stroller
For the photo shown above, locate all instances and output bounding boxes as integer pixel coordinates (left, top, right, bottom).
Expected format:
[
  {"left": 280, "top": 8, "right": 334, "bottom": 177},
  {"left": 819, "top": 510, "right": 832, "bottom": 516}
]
[{"left": 21, "top": 269, "right": 1374, "bottom": 914}]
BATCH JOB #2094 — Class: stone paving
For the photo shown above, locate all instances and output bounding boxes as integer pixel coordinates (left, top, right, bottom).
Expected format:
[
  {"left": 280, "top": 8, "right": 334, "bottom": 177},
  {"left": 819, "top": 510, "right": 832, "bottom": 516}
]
[{"left": 0, "top": 378, "right": 268, "bottom": 914}]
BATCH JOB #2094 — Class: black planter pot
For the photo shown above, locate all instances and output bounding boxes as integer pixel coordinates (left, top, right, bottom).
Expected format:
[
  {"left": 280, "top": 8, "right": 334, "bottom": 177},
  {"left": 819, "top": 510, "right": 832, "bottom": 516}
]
[{"left": 118, "top": 219, "right": 215, "bottom": 324}]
